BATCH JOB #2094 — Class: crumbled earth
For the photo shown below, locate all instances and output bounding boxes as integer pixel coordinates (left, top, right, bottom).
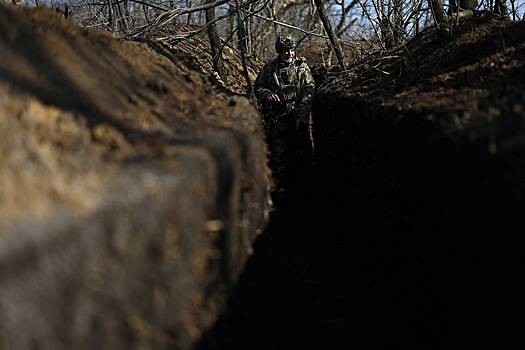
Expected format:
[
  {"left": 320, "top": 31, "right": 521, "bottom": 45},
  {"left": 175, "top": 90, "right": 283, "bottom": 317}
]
[{"left": 0, "top": 4, "right": 269, "bottom": 350}]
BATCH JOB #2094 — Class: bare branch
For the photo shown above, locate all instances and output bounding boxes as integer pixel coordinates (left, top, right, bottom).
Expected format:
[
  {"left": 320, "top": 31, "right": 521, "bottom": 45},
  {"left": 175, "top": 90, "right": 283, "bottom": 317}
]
[
  {"left": 250, "top": 12, "right": 329, "bottom": 39},
  {"left": 84, "top": 0, "right": 169, "bottom": 12}
]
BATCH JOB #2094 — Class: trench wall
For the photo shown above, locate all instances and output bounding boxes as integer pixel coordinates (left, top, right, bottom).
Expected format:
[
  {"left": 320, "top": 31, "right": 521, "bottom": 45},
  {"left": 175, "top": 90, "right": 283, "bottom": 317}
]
[
  {"left": 312, "top": 94, "right": 523, "bottom": 345},
  {"left": 0, "top": 134, "right": 269, "bottom": 350},
  {"left": 0, "top": 5, "right": 270, "bottom": 350}
]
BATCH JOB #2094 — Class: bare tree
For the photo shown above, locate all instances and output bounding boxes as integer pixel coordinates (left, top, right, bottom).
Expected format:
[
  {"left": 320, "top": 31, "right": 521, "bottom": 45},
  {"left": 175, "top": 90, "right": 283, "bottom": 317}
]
[
  {"left": 335, "top": 0, "right": 359, "bottom": 36},
  {"left": 313, "top": 0, "right": 346, "bottom": 68},
  {"left": 392, "top": 0, "right": 404, "bottom": 45},
  {"left": 428, "top": 0, "right": 447, "bottom": 29},
  {"left": 62, "top": 0, "right": 525, "bottom": 75},
  {"left": 234, "top": 0, "right": 253, "bottom": 94},
  {"left": 205, "top": 0, "right": 225, "bottom": 80}
]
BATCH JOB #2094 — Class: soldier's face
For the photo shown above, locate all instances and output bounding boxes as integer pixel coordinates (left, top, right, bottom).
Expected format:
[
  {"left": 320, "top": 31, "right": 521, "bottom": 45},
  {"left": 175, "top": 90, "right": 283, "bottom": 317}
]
[{"left": 279, "top": 48, "right": 295, "bottom": 64}]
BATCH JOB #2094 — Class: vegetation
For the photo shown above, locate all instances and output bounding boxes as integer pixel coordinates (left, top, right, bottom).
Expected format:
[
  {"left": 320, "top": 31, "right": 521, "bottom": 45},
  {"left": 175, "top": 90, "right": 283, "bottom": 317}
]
[{"left": 11, "top": 0, "right": 525, "bottom": 77}]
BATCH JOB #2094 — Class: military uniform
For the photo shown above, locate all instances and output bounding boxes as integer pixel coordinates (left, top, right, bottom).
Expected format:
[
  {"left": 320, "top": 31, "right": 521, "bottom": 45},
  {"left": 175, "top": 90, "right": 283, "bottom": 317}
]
[{"left": 255, "top": 38, "right": 315, "bottom": 193}]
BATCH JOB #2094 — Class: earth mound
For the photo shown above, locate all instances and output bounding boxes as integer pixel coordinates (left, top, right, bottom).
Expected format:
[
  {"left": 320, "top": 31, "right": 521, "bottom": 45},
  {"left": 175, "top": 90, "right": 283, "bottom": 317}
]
[
  {"left": 321, "top": 14, "right": 525, "bottom": 131},
  {"left": 0, "top": 4, "right": 269, "bottom": 350},
  {"left": 311, "top": 14, "right": 525, "bottom": 346}
]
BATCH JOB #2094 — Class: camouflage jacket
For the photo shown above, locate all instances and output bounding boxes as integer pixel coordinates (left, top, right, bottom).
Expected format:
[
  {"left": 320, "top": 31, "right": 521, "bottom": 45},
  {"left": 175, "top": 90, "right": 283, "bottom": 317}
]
[{"left": 254, "top": 56, "right": 315, "bottom": 124}]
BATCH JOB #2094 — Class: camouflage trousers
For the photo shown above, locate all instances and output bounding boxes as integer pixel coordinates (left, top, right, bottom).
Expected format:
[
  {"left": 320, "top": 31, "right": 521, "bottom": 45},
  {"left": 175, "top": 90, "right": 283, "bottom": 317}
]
[{"left": 263, "top": 112, "right": 313, "bottom": 192}]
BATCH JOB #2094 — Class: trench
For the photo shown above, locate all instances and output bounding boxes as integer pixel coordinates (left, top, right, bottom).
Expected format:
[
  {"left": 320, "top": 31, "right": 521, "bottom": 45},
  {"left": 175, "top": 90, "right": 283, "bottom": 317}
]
[{"left": 196, "top": 89, "right": 524, "bottom": 349}]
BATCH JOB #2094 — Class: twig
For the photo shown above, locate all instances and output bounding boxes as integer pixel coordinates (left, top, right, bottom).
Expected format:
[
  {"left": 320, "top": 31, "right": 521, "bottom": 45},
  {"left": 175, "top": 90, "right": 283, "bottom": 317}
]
[
  {"left": 250, "top": 13, "right": 329, "bottom": 39},
  {"left": 214, "top": 26, "right": 239, "bottom": 61},
  {"left": 371, "top": 66, "right": 390, "bottom": 75},
  {"left": 356, "top": 0, "right": 385, "bottom": 50},
  {"left": 84, "top": 0, "right": 169, "bottom": 12},
  {"left": 81, "top": 3, "right": 107, "bottom": 29},
  {"left": 133, "top": 0, "right": 261, "bottom": 38},
  {"left": 243, "top": 0, "right": 271, "bottom": 17}
]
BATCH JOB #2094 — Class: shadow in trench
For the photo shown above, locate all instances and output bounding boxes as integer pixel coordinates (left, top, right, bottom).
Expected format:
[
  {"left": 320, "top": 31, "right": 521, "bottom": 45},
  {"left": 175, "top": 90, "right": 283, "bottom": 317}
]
[
  {"left": 194, "top": 124, "right": 524, "bottom": 349},
  {"left": 194, "top": 182, "right": 353, "bottom": 350}
]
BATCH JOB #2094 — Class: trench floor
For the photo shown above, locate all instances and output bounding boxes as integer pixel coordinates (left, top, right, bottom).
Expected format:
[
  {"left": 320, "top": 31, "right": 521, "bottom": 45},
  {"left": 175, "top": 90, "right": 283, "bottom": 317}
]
[
  {"left": 196, "top": 164, "right": 518, "bottom": 349},
  {"left": 195, "top": 183, "right": 442, "bottom": 349}
]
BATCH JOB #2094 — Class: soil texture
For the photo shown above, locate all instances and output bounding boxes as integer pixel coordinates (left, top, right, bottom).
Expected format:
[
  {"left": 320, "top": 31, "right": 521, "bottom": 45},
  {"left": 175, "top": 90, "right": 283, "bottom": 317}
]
[{"left": 0, "top": 5, "right": 269, "bottom": 350}]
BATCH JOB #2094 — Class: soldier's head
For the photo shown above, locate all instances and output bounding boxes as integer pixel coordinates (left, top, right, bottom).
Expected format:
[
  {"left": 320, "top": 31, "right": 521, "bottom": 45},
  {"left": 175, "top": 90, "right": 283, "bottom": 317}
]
[{"left": 275, "top": 35, "right": 296, "bottom": 64}]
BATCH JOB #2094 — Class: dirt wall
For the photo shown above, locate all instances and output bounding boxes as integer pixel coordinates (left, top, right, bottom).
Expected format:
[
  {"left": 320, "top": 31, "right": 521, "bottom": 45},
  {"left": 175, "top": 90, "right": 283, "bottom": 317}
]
[
  {"left": 0, "top": 5, "right": 269, "bottom": 349},
  {"left": 312, "top": 16, "right": 524, "bottom": 346}
]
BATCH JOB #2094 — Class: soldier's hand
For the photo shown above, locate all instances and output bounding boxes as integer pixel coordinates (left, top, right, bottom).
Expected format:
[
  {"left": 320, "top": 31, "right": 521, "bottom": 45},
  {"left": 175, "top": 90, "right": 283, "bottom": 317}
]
[{"left": 266, "top": 92, "right": 281, "bottom": 103}]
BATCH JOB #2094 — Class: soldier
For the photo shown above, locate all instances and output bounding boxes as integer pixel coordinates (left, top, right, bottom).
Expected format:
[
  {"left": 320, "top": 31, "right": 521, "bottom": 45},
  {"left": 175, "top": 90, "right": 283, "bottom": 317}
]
[{"left": 255, "top": 34, "right": 315, "bottom": 198}]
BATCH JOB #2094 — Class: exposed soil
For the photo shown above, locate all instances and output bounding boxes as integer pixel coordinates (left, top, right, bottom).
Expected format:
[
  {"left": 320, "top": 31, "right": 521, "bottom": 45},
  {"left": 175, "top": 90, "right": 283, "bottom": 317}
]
[
  {"left": 150, "top": 22, "right": 262, "bottom": 95},
  {"left": 0, "top": 5, "right": 269, "bottom": 350},
  {"left": 320, "top": 13, "right": 525, "bottom": 135},
  {"left": 309, "top": 13, "right": 525, "bottom": 347},
  {"left": 0, "top": 4, "right": 269, "bottom": 223}
]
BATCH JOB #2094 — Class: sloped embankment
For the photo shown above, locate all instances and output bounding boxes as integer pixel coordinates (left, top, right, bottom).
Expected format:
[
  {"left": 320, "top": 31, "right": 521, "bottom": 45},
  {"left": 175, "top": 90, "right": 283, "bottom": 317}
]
[
  {"left": 313, "top": 16, "right": 525, "bottom": 346},
  {"left": 0, "top": 5, "right": 269, "bottom": 349}
]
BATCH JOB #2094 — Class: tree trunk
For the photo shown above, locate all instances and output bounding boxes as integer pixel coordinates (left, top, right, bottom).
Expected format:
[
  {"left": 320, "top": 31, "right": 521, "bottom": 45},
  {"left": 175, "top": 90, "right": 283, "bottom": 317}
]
[
  {"left": 107, "top": 0, "right": 116, "bottom": 32},
  {"left": 233, "top": 0, "right": 253, "bottom": 95},
  {"left": 143, "top": 4, "right": 150, "bottom": 24},
  {"left": 414, "top": 0, "right": 423, "bottom": 35},
  {"left": 392, "top": 0, "right": 404, "bottom": 46},
  {"left": 205, "top": 0, "right": 225, "bottom": 80},
  {"left": 228, "top": 4, "right": 235, "bottom": 37},
  {"left": 117, "top": 2, "right": 129, "bottom": 34},
  {"left": 236, "top": 0, "right": 248, "bottom": 53},
  {"left": 270, "top": 0, "right": 278, "bottom": 36},
  {"left": 428, "top": 0, "right": 447, "bottom": 29},
  {"left": 187, "top": 1, "right": 192, "bottom": 24},
  {"left": 246, "top": 3, "right": 254, "bottom": 55},
  {"left": 313, "top": 0, "right": 345, "bottom": 69}
]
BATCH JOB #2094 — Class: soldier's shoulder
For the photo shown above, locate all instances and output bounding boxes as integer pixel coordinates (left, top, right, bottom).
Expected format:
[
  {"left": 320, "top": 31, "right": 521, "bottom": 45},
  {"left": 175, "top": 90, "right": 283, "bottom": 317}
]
[{"left": 295, "top": 57, "right": 311, "bottom": 69}]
